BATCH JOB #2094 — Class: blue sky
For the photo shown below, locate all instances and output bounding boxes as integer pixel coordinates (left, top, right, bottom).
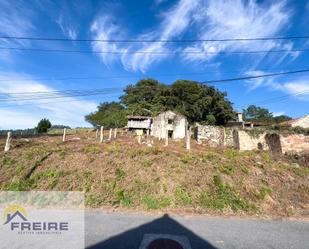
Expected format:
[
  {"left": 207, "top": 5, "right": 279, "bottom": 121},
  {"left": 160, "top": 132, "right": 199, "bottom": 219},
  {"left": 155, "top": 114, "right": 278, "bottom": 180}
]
[{"left": 0, "top": 0, "right": 308, "bottom": 129}]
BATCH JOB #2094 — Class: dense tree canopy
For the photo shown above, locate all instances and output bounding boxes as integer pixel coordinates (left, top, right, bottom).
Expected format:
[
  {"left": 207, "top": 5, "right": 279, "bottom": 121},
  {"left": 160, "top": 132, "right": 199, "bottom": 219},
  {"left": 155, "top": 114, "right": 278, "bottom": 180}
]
[
  {"left": 85, "top": 102, "right": 127, "bottom": 128},
  {"left": 36, "top": 118, "right": 51, "bottom": 133},
  {"left": 242, "top": 105, "right": 291, "bottom": 123},
  {"left": 86, "top": 79, "right": 236, "bottom": 127}
]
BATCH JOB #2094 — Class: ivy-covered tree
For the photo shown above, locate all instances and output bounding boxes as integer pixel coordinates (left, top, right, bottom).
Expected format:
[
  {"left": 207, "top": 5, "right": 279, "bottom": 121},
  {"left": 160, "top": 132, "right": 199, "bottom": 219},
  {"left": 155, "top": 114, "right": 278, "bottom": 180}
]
[{"left": 36, "top": 118, "right": 51, "bottom": 133}]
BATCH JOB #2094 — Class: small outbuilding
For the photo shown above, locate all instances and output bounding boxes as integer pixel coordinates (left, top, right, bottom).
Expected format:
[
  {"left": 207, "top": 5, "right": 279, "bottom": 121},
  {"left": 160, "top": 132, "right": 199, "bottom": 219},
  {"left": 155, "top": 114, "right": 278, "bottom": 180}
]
[
  {"left": 127, "top": 116, "right": 152, "bottom": 131},
  {"left": 151, "top": 111, "right": 187, "bottom": 139}
]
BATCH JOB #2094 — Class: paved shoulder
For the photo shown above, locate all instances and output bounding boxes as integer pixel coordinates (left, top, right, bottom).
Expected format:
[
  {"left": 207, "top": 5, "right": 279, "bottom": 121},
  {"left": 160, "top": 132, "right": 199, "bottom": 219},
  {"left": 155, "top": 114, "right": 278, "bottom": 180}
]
[{"left": 85, "top": 211, "right": 309, "bottom": 249}]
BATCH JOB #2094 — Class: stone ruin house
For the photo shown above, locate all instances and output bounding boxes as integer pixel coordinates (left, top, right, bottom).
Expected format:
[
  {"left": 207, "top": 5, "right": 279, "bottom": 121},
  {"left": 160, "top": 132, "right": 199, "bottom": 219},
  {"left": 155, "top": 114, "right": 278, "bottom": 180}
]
[
  {"left": 151, "top": 111, "right": 187, "bottom": 140},
  {"left": 127, "top": 111, "right": 309, "bottom": 155},
  {"left": 126, "top": 111, "right": 187, "bottom": 140}
]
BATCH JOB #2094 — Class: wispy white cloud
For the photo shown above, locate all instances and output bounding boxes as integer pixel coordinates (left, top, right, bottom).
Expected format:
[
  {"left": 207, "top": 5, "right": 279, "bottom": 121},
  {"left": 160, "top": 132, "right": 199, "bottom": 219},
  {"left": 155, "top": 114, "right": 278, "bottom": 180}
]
[
  {"left": 91, "top": 0, "right": 296, "bottom": 73},
  {"left": 0, "top": 72, "right": 97, "bottom": 129},
  {"left": 91, "top": 15, "right": 127, "bottom": 67},
  {"left": 183, "top": 0, "right": 293, "bottom": 64},
  {"left": 56, "top": 14, "right": 77, "bottom": 39},
  {"left": 0, "top": 0, "right": 35, "bottom": 61},
  {"left": 243, "top": 70, "right": 309, "bottom": 101},
  {"left": 91, "top": 0, "right": 198, "bottom": 72}
]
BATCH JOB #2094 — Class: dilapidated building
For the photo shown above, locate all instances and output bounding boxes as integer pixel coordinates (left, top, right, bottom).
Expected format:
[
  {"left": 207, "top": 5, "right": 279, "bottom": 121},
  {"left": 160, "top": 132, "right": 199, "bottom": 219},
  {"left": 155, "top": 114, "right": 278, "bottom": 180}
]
[
  {"left": 151, "top": 111, "right": 187, "bottom": 139},
  {"left": 126, "top": 116, "right": 152, "bottom": 131}
]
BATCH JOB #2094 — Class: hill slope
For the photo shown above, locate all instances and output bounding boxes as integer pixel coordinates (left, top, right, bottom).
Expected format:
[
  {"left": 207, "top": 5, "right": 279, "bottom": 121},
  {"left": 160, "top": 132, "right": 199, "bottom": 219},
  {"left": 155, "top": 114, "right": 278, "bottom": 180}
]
[{"left": 0, "top": 133, "right": 308, "bottom": 218}]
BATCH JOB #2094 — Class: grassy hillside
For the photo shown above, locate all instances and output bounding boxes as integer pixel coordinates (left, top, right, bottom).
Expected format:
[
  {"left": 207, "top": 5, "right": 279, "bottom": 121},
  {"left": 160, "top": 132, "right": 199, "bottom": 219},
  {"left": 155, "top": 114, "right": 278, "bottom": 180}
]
[{"left": 0, "top": 132, "right": 308, "bottom": 218}]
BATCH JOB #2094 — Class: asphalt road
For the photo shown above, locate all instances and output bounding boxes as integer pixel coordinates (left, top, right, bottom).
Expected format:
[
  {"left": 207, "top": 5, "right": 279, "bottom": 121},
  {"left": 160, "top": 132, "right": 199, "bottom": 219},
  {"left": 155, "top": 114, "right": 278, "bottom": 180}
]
[{"left": 85, "top": 211, "right": 309, "bottom": 249}]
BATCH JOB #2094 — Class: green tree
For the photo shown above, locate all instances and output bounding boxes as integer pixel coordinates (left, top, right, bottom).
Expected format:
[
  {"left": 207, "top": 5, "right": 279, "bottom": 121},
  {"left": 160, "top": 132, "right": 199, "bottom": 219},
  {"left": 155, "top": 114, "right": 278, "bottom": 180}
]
[
  {"left": 85, "top": 102, "right": 127, "bottom": 128},
  {"left": 120, "top": 78, "right": 169, "bottom": 116},
  {"left": 243, "top": 105, "right": 273, "bottom": 121},
  {"left": 243, "top": 105, "right": 291, "bottom": 123},
  {"left": 86, "top": 79, "right": 236, "bottom": 126},
  {"left": 168, "top": 80, "right": 235, "bottom": 124},
  {"left": 36, "top": 118, "right": 51, "bottom": 133}
]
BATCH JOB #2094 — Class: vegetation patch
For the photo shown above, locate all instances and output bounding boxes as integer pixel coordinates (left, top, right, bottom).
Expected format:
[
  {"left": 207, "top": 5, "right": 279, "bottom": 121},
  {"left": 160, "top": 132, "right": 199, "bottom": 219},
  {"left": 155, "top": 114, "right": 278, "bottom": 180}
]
[{"left": 200, "top": 175, "right": 257, "bottom": 212}]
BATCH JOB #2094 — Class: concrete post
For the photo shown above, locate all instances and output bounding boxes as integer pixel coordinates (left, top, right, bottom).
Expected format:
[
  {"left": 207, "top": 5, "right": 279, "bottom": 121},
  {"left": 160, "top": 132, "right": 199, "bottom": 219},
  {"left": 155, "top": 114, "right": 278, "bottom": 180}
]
[
  {"left": 100, "top": 126, "right": 104, "bottom": 143},
  {"left": 62, "top": 128, "right": 66, "bottom": 142},
  {"left": 165, "top": 129, "right": 168, "bottom": 147},
  {"left": 185, "top": 127, "right": 191, "bottom": 150},
  {"left": 4, "top": 132, "right": 12, "bottom": 152},
  {"left": 109, "top": 128, "right": 112, "bottom": 141},
  {"left": 114, "top": 128, "right": 117, "bottom": 139},
  {"left": 137, "top": 135, "right": 142, "bottom": 144},
  {"left": 146, "top": 129, "right": 150, "bottom": 144}
]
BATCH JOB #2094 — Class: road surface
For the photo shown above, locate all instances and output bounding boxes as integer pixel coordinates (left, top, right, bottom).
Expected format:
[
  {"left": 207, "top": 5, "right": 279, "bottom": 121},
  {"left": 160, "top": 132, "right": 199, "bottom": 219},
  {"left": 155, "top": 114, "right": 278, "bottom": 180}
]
[{"left": 85, "top": 211, "right": 309, "bottom": 249}]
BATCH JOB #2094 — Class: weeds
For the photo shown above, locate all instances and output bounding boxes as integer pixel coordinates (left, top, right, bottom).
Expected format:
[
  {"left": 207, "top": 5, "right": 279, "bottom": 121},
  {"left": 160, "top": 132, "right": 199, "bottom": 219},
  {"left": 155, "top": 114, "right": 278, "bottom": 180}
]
[
  {"left": 258, "top": 186, "right": 273, "bottom": 200},
  {"left": 200, "top": 175, "right": 257, "bottom": 211},
  {"left": 181, "top": 155, "right": 194, "bottom": 164},
  {"left": 115, "top": 168, "right": 126, "bottom": 180},
  {"left": 218, "top": 165, "right": 235, "bottom": 175},
  {"left": 83, "top": 144, "right": 101, "bottom": 154},
  {"left": 175, "top": 187, "right": 192, "bottom": 205}
]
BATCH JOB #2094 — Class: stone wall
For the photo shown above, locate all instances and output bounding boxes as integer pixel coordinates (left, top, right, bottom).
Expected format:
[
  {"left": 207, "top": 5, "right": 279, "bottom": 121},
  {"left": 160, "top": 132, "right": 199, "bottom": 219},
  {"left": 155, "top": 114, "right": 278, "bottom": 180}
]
[
  {"left": 280, "top": 134, "right": 309, "bottom": 153},
  {"left": 195, "top": 125, "right": 234, "bottom": 147},
  {"left": 234, "top": 130, "right": 268, "bottom": 151}
]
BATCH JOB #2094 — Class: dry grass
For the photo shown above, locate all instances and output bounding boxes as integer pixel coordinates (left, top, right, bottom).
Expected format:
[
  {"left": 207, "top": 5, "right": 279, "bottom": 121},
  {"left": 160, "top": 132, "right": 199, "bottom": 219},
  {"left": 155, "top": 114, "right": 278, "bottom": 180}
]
[{"left": 0, "top": 132, "right": 308, "bottom": 218}]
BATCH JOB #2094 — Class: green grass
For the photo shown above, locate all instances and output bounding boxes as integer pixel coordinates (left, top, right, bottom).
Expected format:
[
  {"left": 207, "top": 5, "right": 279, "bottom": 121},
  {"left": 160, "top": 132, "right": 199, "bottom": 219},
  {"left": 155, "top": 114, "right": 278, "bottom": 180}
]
[
  {"left": 141, "top": 195, "right": 160, "bottom": 209},
  {"left": 2, "top": 156, "right": 16, "bottom": 167},
  {"left": 224, "top": 149, "right": 239, "bottom": 159},
  {"left": 115, "top": 168, "right": 126, "bottom": 180},
  {"left": 218, "top": 165, "right": 235, "bottom": 175},
  {"left": 175, "top": 187, "right": 192, "bottom": 205},
  {"left": 181, "top": 155, "right": 194, "bottom": 164},
  {"left": 258, "top": 186, "right": 273, "bottom": 200},
  {"left": 83, "top": 144, "right": 101, "bottom": 154},
  {"left": 200, "top": 175, "right": 257, "bottom": 212},
  {"left": 202, "top": 152, "right": 220, "bottom": 163}
]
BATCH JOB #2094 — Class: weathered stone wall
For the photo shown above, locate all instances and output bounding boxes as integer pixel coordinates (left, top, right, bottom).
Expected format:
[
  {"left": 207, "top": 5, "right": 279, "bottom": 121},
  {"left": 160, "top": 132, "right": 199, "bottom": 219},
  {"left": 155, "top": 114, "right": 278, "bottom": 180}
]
[
  {"left": 195, "top": 125, "right": 223, "bottom": 147},
  {"left": 195, "top": 125, "right": 234, "bottom": 147},
  {"left": 234, "top": 130, "right": 268, "bottom": 151},
  {"left": 280, "top": 134, "right": 309, "bottom": 153},
  {"left": 224, "top": 128, "right": 234, "bottom": 147}
]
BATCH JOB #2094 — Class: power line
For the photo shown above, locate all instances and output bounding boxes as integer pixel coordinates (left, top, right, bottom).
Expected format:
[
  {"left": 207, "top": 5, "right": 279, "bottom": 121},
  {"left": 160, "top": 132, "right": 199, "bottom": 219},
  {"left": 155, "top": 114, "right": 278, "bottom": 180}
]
[
  {"left": 1, "top": 35, "right": 309, "bottom": 43},
  {"left": 200, "top": 69, "right": 309, "bottom": 84},
  {"left": 0, "top": 66, "right": 306, "bottom": 82},
  {"left": 0, "top": 94, "right": 120, "bottom": 108},
  {"left": 0, "top": 46, "right": 308, "bottom": 54},
  {"left": 1, "top": 69, "right": 308, "bottom": 103}
]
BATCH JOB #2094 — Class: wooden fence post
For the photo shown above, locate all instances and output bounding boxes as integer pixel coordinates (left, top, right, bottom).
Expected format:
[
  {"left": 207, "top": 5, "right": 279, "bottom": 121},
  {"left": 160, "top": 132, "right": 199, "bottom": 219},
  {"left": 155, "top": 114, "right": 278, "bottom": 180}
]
[
  {"left": 62, "top": 128, "right": 66, "bottom": 142},
  {"left": 100, "top": 126, "right": 104, "bottom": 143},
  {"left": 4, "top": 132, "right": 12, "bottom": 152},
  {"left": 109, "top": 128, "right": 112, "bottom": 141},
  {"left": 185, "top": 127, "right": 191, "bottom": 150},
  {"left": 114, "top": 128, "right": 117, "bottom": 139}
]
